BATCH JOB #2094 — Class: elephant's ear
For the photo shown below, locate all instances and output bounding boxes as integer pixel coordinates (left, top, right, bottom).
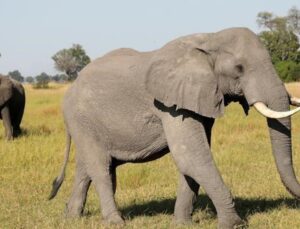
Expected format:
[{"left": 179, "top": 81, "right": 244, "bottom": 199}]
[
  {"left": 0, "top": 76, "right": 13, "bottom": 106},
  {"left": 145, "top": 42, "right": 224, "bottom": 118}
]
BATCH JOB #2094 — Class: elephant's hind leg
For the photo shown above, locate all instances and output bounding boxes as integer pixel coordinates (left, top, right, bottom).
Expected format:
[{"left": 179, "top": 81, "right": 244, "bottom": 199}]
[
  {"left": 12, "top": 114, "right": 22, "bottom": 137},
  {"left": 12, "top": 125, "right": 21, "bottom": 137},
  {"left": 12, "top": 102, "right": 24, "bottom": 137},
  {"left": 1, "top": 106, "right": 13, "bottom": 140},
  {"left": 69, "top": 122, "right": 124, "bottom": 224},
  {"left": 174, "top": 174, "right": 199, "bottom": 224},
  {"left": 66, "top": 160, "right": 91, "bottom": 217},
  {"left": 89, "top": 161, "right": 123, "bottom": 225},
  {"left": 77, "top": 138, "right": 123, "bottom": 224}
]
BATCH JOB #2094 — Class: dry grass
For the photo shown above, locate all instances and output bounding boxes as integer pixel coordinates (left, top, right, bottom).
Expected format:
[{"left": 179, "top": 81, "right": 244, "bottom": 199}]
[
  {"left": 286, "top": 82, "right": 300, "bottom": 97},
  {"left": 0, "top": 83, "right": 300, "bottom": 228}
]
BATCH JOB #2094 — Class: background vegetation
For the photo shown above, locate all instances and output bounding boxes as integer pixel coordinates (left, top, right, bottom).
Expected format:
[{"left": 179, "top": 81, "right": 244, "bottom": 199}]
[
  {"left": 257, "top": 6, "right": 300, "bottom": 82},
  {"left": 0, "top": 83, "right": 300, "bottom": 229},
  {"left": 52, "top": 44, "right": 91, "bottom": 81}
]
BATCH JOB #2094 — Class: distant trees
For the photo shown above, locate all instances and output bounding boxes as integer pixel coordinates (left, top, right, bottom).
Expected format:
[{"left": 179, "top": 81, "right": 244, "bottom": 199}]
[
  {"left": 24, "top": 73, "right": 68, "bottom": 88},
  {"left": 35, "top": 72, "right": 51, "bottom": 88},
  {"left": 52, "top": 44, "right": 90, "bottom": 81},
  {"left": 8, "top": 70, "right": 24, "bottom": 82},
  {"left": 259, "top": 30, "right": 300, "bottom": 63},
  {"left": 1, "top": 44, "right": 89, "bottom": 86},
  {"left": 51, "top": 74, "right": 68, "bottom": 82},
  {"left": 3, "top": 70, "right": 61, "bottom": 88},
  {"left": 257, "top": 6, "right": 300, "bottom": 82},
  {"left": 26, "top": 76, "right": 34, "bottom": 83}
]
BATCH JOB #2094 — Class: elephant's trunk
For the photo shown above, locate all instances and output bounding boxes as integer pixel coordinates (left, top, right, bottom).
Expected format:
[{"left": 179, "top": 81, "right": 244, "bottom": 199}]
[{"left": 267, "top": 93, "right": 300, "bottom": 198}]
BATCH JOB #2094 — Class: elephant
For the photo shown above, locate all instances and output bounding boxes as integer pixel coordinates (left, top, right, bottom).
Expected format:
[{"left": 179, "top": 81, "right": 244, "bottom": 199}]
[
  {"left": 0, "top": 75, "right": 25, "bottom": 140},
  {"left": 49, "top": 27, "right": 300, "bottom": 228}
]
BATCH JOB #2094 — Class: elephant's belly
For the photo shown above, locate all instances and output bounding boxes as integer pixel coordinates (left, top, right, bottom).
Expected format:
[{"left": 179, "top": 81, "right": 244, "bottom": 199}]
[
  {"left": 109, "top": 127, "right": 168, "bottom": 162},
  {"left": 70, "top": 83, "right": 169, "bottom": 162},
  {"left": 110, "top": 135, "right": 169, "bottom": 163},
  {"left": 104, "top": 112, "right": 169, "bottom": 162}
]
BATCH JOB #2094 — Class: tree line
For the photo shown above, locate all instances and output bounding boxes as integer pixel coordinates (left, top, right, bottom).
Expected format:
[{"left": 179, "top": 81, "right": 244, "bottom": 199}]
[
  {"left": 8, "top": 70, "right": 67, "bottom": 84},
  {"left": 2, "top": 44, "right": 91, "bottom": 88},
  {"left": 1, "top": 6, "right": 300, "bottom": 85}
]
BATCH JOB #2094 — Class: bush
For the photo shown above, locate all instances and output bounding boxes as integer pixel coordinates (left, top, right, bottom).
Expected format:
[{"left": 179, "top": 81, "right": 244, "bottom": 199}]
[
  {"left": 275, "top": 61, "right": 300, "bottom": 82},
  {"left": 32, "top": 82, "right": 49, "bottom": 89},
  {"left": 33, "top": 72, "right": 51, "bottom": 89}
]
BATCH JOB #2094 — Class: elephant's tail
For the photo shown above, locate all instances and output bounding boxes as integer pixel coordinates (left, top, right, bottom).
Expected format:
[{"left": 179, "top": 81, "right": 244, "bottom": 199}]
[{"left": 48, "top": 131, "right": 71, "bottom": 200}]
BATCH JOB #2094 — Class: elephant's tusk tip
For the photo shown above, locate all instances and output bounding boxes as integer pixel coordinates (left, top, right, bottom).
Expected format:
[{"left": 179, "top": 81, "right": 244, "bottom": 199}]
[{"left": 290, "top": 97, "right": 300, "bottom": 107}]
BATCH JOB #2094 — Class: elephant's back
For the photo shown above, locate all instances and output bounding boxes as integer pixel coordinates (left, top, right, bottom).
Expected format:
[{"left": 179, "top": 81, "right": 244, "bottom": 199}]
[
  {"left": 75, "top": 48, "right": 151, "bottom": 95},
  {"left": 62, "top": 48, "right": 163, "bottom": 153},
  {"left": 80, "top": 48, "right": 149, "bottom": 78}
]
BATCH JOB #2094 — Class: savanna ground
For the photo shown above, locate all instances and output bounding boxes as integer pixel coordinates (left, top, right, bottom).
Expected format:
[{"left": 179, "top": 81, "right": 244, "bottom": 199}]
[{"left": 0, "top": 82, "right": 300, "bottom": 229}]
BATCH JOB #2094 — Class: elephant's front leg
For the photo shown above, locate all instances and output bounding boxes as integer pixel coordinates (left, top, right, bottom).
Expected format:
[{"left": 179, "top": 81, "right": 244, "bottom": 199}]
[
  {"left": 174, "top": 117, "right": 214, "bottom": 224},
  {"left": 1, "top": 106, "right": 13, "bottom": 140},
  {"left": 162, "top": 113, "right": 243, "bottom": 229}
]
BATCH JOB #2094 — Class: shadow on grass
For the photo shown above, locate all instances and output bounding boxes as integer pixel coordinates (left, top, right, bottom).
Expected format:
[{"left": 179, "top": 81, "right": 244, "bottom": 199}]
[
  {"left": 18, "top": 126, "right": 52, "bottom": 137},
  {"left": 120, "top": 194, "right": 300, "bottom": 220}
]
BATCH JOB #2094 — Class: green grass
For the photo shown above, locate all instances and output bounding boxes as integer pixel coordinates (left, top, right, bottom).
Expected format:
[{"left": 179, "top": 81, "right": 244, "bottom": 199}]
[{"left": 1, "top": 83, "right": 300, "bottom": 228}]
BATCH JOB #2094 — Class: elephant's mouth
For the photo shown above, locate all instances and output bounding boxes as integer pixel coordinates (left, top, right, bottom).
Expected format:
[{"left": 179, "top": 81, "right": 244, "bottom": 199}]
[{"left": 224, "top": 95, "right": 249, "bottom": 115}]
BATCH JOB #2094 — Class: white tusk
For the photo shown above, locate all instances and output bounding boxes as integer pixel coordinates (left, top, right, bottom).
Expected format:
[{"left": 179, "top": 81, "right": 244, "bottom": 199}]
[
  {"left": 254, "top": 102, "right": 300, "bottom": 119},
  {"left": 290, "top": 97, "right": 300, "bottom": 107}
]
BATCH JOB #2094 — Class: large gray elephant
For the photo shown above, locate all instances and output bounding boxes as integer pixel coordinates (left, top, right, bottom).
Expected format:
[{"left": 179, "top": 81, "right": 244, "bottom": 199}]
[
  {"left": 49, "top": 28, "right": 300, "bottom": 228},
  {"left": 0, "top": 75, "right": 25, "bottom": 140}
]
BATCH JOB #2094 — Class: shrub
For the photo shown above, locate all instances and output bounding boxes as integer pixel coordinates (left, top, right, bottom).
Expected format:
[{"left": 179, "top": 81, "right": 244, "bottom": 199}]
[{"left": 275, "top": 61, "right": 300, "bottom": 82}]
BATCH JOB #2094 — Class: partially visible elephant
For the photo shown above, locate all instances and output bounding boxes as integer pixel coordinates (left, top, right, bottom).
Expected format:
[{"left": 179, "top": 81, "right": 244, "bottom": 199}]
[
  {"left": 0, "top": 75, "right": 25, "bottom": 140},
  {"left": 49, "top": 28, "right": 300, "bottom": 228}
]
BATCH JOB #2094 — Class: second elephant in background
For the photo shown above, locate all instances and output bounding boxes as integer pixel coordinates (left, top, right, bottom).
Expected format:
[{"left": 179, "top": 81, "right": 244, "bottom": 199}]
[{"left": 0, "top": 75, "right": 25, "bottom": 140}]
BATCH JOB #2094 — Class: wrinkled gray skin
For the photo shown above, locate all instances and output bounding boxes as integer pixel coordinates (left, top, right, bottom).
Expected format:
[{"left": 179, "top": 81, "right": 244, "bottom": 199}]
[
  {"left": 0, "top": 75, "right": 25, "bottom": 140},
  {"left": 50, "top": 28, "right": 300, "bottom": 228}
]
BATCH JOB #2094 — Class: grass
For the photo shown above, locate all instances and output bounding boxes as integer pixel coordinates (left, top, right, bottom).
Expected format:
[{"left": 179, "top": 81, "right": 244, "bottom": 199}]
[
  {"left": 286, "top": 82, "right": 300, "bottom": 97},
  {"left": 0, "top": 83, "right": 300, "bottom": 228}
]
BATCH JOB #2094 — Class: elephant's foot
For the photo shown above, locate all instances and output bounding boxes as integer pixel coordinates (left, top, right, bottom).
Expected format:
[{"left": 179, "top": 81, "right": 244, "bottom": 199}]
[
  {"left": 218, "top": 214, "right": 246, "bottom": 229},
  {"left": 13, "top": 127, "right": 21, "bottom": 137},
  {"left": 173, "top": 212, "right": 193, "bottom": 225},
  {"left": 173, "top": 217, "right": 193, "bottom": 225},
  {"left": 5, "top": 131, "right": 13, "bottom": 141},
  {"left": 64, "top": 203, "right": 84, "bottom": 218},
  {"left": 6, "top": 135, "right": 13, "bottom": 141},
  {"left": 103, "top": 211, "right": 125, "bottom": 226}
]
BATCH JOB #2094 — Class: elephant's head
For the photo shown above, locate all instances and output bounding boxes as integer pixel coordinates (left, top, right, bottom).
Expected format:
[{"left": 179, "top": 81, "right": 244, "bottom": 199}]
[
  {"left": 146, "top": 27, "right": 300, "bottom": 198},
  {"left": 0, "top": 75, "right": 13, "bottom": 107}
]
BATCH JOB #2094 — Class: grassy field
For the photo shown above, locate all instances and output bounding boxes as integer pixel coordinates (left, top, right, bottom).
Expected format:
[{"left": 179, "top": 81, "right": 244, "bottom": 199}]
[{"left": 0, "top": 82, "right": 300, "bottom": 229}]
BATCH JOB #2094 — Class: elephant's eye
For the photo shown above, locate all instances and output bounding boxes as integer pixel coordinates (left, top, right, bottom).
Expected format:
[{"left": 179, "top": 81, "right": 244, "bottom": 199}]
[{"left": 235, "top": 64, "right": 244, "bottom": 74}]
